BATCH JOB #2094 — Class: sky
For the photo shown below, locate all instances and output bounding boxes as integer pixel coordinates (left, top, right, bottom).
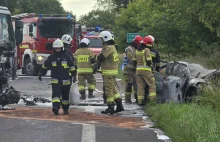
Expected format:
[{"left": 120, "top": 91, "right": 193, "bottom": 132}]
[{"left": 60, "top": 0, "right": 96, "bottom": 20}]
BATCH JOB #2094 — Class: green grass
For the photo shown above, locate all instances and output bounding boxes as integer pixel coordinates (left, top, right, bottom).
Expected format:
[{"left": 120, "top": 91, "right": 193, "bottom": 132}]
[{"left": 146, "top": 102, "right": 220, "bottom": 142}]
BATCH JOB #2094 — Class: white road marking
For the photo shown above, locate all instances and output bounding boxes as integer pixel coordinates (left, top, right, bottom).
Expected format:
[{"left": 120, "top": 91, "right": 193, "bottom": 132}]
[{"left": 81, "top": 124, "right": 96, "bottom": 142}]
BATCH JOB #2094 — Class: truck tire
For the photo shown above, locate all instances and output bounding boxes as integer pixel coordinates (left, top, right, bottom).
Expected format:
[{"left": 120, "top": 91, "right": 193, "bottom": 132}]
[{"left": 24, "top": 58, "right": 38, "bottom": 76}]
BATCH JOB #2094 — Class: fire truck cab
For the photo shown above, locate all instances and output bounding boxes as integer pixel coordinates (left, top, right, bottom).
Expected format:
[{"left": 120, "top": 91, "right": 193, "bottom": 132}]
[
  {"left": 12, "top": 13, "right": 80, "bottom": 76},
  {"left": 82, "top": 27, "right": 103, "bottom": 55}
]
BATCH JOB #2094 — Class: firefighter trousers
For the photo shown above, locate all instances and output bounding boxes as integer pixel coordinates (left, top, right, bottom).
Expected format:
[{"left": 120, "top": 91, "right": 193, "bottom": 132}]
[
  {"left": 78, "top": 74, "right": 96, "bottom": 93},
  {"left": 52, "top": 84, "right": 71, "bottom": 111},
  {"left": 103, "top": 75, "right": 121, "bottom": 104},
  {"left": 124, "top": 73, "right": 137, "bottom": 101},
  {"left": 137, "top": 70, "right": 156, "bottom": 105}
]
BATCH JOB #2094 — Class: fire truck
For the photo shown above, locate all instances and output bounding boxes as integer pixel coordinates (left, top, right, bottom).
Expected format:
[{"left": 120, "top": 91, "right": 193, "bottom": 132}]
[
  {"left": 12, "top": 13, "right": 82, "bottom": 76},
  {"left": 82, "top": 27, "right": 104, "bottom": 55}
]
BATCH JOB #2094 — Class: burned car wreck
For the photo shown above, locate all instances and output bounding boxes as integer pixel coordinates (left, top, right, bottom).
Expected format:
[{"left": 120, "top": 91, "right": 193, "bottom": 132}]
[{"left": 155, "top": 61, "right": 220, "bottom": 103}]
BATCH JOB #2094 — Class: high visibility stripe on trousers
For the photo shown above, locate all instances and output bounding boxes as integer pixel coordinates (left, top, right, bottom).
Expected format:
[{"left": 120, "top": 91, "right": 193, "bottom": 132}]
[
  {"left": 51, "top": 78, "right": 70, "bottom": 85},
  {"left": 106, "top": 93, "right": 120, "bottom": 104},
  {"left": 77, "top": 68, "right": 93, "bottom": 73},
  {"left": 102, "top": 69, "right": 118, "bottom": 76}
]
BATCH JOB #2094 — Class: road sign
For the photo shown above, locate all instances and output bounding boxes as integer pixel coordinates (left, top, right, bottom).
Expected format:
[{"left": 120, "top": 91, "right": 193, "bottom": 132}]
[{"left": 126, "top": 33, "right": 148, "bottom": 43}]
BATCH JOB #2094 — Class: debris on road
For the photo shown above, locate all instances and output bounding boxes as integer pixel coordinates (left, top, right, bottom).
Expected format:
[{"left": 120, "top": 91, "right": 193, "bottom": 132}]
[
  {"left": 20, "top": 95, "right": 52, "bottom": 106},
  {"left": 0, "top": 86, "right": 20, "bottom": 110}
]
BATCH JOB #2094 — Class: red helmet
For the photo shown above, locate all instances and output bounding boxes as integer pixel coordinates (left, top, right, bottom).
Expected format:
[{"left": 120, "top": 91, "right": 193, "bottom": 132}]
[
  {"left": 133, "top": 35, "right": 142, "bottom": 45},
  {"left": 141, "top": 36, "right": 154, "bottom": 46}
]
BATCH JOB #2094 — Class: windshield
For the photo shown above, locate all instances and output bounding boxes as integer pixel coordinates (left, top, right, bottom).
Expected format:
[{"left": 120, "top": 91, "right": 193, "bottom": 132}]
[
  {"left": 39, "top": 19, "right": 74, "bottom": 38},
  {"left": 87, "top": 37, "right": 102, "bottom": 48},
  {"left": 0, "top": 14, "right": 15, "bottom": 44}
]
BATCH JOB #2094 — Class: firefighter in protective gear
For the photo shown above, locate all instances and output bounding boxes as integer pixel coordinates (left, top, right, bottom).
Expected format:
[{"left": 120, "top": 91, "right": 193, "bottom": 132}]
[
  {"left": 74, "top": 38, "right": 96, "bottom": 100},
  {"left": 61, "top": 34, "right": 77, "bottom": 82},
  {"left": 146, "top": 35, "right": 160, "bottom": 72},
  {"left": 123, "top": 35, "right": 142, "bottom": 104},
  {"left": 61, "top": 34, "right": 74, "bottom": 60},
  {"left": 136, "top": 37, "right": 156, "bottom": 105},
  {"left": 97, "top": 31, "right": 124, "bottom": 114},
  {"left": 38, "top": 39, "right": 76, "bottom": 115}
]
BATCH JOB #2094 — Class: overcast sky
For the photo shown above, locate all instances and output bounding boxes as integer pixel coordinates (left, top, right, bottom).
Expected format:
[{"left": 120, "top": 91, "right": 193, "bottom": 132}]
[{"left": 60, "top": 0, "right": 96, "bottom": 19}]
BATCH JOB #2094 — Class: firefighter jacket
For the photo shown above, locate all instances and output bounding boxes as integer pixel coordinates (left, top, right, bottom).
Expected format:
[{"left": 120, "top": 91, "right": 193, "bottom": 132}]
[
  {"left": 149, "top": 47, "right": 160, "bottom": 72},
  {"left": 74, "top": 48, "right": 95, "bottom": 74},
  {"left": 136, "top": 48, "right": 152, "bottom": 75},
  {"left": 124, "top": 46, "right": 136, "bottom": 74},
  {"left": 40, "top": 51, "right": 76, "bottom": 85},
  {"left": 97, "top": 44, "right": 119, "bottom": 76},
  {"left": 65, "top": 48, "right": 75, "bottom": 62}
]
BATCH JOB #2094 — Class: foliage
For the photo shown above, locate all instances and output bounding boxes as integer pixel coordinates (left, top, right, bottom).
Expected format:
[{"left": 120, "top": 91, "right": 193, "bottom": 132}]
[
  {"left": 79, "top": 10, "right": 116, "bottom": 29},
  {"left": 0, "top": 0, "right": 68, "bottom": 15},
  {"left": 113, "top": 0, "right": 220, "bottom": 55}
]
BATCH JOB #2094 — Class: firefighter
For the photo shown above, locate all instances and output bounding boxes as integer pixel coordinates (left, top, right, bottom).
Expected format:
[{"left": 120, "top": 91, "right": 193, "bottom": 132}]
[
  {"left": 61, "top": 34, "right": 77, "bottom": 82},
  {"left": 136, "top": 37, "right": 156, "bottom": 106},
  {"left": 61, "top": 34, "right": 74, "bottom": 60},
  {"left": 123, "top": 35, "right": 142, "bottom": 104},
  {"left": 38, "top": 39, "right": 76, "bottom": 115},
  {"left": 74, "top": 38, "right": 96, "bottom": 100},
  {"left": 147, "top": 35, "right": 160, "bottom": 72},
  {"left": 97, "top": 31, "right": 124, "bottom": 114}
]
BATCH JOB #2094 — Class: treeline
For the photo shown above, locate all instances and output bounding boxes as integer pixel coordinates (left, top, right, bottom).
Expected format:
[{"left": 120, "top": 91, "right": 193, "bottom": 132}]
[
  {"left": 80, "top": 0, "right": 220, "bottom": 56},
  {"left": 113, "top": 0, "right": 220, "bottom": 55},
  {"left": 0, "top": 0, "right": 70, "bottom": 15}
]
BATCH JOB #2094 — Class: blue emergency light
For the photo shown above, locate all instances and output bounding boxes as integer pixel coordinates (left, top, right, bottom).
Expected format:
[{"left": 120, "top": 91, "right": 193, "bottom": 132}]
[{"left": 68, "top": 14, "right": 71, "bottom": 19}]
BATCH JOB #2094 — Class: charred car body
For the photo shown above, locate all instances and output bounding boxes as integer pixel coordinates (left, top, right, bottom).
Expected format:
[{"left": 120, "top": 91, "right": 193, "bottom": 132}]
[
  {"left": 0, "top": 6, "right": 23, "bottom": 109},
  {"left": 155, "top": 61, "right": 220, "bottom": 103}
]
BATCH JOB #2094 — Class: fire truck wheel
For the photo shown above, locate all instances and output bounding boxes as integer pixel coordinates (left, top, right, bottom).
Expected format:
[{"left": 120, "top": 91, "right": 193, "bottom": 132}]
[{"left": 24, "top": 58, "right": 38, "bottom": 76}]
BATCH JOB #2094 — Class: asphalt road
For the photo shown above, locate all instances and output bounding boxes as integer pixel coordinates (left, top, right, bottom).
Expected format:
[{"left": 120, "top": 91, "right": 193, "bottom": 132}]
[{"left": 0, "top": 70, "right": 170, "bottom": 142}]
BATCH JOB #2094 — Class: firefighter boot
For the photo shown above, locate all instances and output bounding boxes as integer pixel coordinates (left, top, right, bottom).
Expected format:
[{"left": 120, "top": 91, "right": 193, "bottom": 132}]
[
  {"left": 101, "top": 103, "right": 115, "bottom": 115},
  {"left": 52, "top": 102, "right": 60, "bottom": 115},
  {"left": 88, "top": 90, "right": 95, "bottom": 98},
  {"left": 63, "top": 110, "right": 69, "bottom": 115},
  {"left": 80, "top": 91, "right": 86, "bottom": 100},
  {"left": 115, "top": 98, "right": 124, "bottom": 113},
  {"left": 52, "top": 107, "right": 59, "bottom": 115}
]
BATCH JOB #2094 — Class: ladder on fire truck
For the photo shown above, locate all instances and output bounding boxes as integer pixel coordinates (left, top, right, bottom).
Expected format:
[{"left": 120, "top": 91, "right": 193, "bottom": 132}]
[{"left": 11, "top": 13, "right": 36, "bottom": 19}]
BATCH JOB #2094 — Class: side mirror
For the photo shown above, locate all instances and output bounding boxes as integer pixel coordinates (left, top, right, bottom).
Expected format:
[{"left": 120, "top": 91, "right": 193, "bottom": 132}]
[
  {"left": 15, "top": 20, "right": 23, "bottom": 28},
  {"left": 29, "top": 24, "right": 33, "bottom": 37},
  {"left": 15, "top": 28, "right": 23, "bottom": 45}
]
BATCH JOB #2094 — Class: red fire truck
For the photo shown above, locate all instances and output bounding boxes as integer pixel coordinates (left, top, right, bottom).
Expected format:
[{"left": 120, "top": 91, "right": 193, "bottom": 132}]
[
  {"left": 82, "top": 27, "right": 104, "bottom": 55},
  {"left": 12, "top": 13, "right": 82, "bottom": 76}
]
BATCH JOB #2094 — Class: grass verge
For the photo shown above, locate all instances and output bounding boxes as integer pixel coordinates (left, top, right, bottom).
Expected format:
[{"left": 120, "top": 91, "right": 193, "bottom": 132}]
[{"left": 146, "top": 102, "right": 220, "bottom": 142}]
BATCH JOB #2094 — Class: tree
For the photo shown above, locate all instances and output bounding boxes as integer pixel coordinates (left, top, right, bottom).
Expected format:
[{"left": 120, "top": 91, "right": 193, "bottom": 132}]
[
  {"left": 113, "top": 0, "right": 220, "bottom": 55},
  {"left": 79, "top": 9, "right": 116, "bottom": 29},
  {"left": 0, "top": 0, "right": 68, "bottom": 15}
]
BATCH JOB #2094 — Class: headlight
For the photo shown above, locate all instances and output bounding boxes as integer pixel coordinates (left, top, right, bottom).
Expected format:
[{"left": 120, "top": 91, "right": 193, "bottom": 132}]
[{"left": 37, "top": 56, "right": 43, "bottom": 61}]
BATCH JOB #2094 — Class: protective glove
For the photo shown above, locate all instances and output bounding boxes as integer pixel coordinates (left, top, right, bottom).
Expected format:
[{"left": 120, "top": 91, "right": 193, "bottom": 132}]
[
  {"left": 38, "top": 74, "right": 42, "bottom": 81},
  {"left": 72, "top": 76, "right": 76, "bottom": 83}
]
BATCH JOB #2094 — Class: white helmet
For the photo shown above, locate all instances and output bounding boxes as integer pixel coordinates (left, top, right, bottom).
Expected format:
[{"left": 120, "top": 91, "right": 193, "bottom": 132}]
[
  {"left": 148, "top": 35, "right": 155, "bottom": 41},
  {"left": 80, "top": 38, "right": 90, "bottom": 46},
  {"left": 98, "top": 31, "right": 113, "bottom": 42},
  {"left": 61, "top": 34, "right": 72, "bottom": 44},
  {"left": 53, "top": 39, "right": 64, "bottom": 48}
]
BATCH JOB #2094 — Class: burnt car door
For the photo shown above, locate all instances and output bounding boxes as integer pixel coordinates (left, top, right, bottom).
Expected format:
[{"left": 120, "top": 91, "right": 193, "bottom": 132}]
[{"left": 156, "top": 62, "right": 189, "bottom": 103}]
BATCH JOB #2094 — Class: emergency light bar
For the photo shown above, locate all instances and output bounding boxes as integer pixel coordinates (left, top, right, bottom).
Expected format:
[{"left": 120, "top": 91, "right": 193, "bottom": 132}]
[{"left": 38, "top": 14, "right": 73, "bottom": 18}]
